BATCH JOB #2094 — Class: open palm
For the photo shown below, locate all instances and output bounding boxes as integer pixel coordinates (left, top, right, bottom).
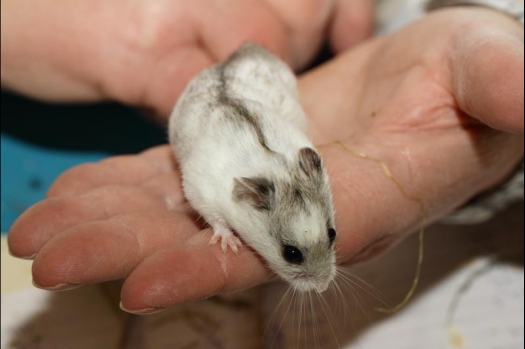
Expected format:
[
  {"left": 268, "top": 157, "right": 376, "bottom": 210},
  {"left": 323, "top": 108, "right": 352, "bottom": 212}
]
[{"left": 8, "top": 7, "right": 524, "bottom": 314}]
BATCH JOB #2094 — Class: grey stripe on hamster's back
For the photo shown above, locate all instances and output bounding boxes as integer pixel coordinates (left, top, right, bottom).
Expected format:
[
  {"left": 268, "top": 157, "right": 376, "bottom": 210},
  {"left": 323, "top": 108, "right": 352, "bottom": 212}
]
[{"left": 217, "top": 65, "right": 276, "bottom": 154}]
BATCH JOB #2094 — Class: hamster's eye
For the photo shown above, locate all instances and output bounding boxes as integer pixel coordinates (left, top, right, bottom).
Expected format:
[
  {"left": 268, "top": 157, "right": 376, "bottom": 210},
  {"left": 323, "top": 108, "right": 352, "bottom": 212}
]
[
  {"left": 283, "top": 245, "right": 304, "bottom": 264},
  {"left": 328, "top": 228, "right": 336, "bottom": 245}
]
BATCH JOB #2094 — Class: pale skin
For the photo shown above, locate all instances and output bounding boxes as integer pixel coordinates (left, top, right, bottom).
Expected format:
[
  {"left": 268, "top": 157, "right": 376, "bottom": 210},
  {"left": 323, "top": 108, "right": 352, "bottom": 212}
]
[
  {"left": 1, "top": 0, "right": 361, "bottom": 118},
  {"left": 4, "top": 0, "right": 524, "bottom": 314}
]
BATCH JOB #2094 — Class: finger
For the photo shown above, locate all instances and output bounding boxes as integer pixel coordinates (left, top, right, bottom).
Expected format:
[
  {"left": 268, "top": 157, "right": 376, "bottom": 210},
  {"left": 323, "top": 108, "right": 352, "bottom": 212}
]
[
  {"left": 451, "top": 11, "right": 524, "bottom": 133},
  {"left": 142, "top": 46, "right": 215, "bottom": 118},
  {"left": 30, "top": 210, "right": 200, "bottom": 289},
  {"left": 138, "top": 145, "right": 180, "bottom": 173},
  {"left": 120, "top": 232, "right": 270, "bottom": 313},
  {"left": 8, "top": 184, "right": 179, "bottom": 259},
  {"left": 135, "top": 2, "right": 293, "bottom": 117},
  {"left": 47, "top": 145, "right": 176, "bottom": 198},
  {"left": 263, "top": 0, "right": 334, "bottom": 68},
  {"left": 329, "top": 0, "right": 375, "bottom": 53},
  {"left": 195, "top": 0, "right": 285, "bottom": 59}
]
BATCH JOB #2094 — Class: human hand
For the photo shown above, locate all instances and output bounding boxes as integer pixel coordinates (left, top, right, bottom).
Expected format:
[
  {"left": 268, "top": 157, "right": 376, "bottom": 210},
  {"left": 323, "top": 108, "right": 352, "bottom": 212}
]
[
  {"left": 8, "top": 7, "right": 523, "bottom": 314},
  {"left": 301, "top": 6, "right": 524, "bottom": 263},
  {"left": 0, "top": 0, "right": 373, "bottom": 121}
]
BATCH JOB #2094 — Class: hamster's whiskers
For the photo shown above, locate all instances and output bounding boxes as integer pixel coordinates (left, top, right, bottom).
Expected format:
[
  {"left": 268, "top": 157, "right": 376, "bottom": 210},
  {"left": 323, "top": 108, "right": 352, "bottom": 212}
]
[
  {"left": 315, "top": 291, "right": 342, "bottom": 349},
  {"left": 266, "top": 278, "right": 384, "bottom": 349},
  {"left": 324, "top": 140, "right": 428, "bottom": 314},
  {"left": 267, "top": 286, "right": 295, "bottom": 349},
  {"left": 261, "top": 139, "right": 428, "bottom": 346}
]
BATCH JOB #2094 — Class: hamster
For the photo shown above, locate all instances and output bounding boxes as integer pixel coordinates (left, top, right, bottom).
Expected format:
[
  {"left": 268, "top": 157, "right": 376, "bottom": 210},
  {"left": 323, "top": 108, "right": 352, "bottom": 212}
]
[{"left": 169, "top": 43, "right": 337, "bottom": 293}]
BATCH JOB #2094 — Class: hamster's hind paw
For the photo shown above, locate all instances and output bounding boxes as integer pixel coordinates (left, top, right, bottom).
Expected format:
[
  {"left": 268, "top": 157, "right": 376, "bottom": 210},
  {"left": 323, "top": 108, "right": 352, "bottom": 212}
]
[{"left": 209, "top": 226, "right": 242, "bottom": 254}]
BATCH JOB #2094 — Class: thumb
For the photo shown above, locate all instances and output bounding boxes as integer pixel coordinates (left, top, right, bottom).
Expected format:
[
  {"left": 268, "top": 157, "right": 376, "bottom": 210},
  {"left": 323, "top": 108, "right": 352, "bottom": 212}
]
[
  {"left": 451, "top": 16, "right": 524, "bottom": 133},
  {"left": 329, "top": 0, "right": 375, "bottom": 53}
]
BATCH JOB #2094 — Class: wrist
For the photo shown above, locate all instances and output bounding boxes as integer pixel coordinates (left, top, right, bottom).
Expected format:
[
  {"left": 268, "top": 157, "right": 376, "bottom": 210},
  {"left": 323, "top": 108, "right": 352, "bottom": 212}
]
[
  {"left": 374, "top": 0, "right": 524, "bottom": 35},
  {"left": 427, "top": 0, "right": 524, "bottom": 25},
  {"left": 443, "top": 162, "right": 524, "bottom": 224}
]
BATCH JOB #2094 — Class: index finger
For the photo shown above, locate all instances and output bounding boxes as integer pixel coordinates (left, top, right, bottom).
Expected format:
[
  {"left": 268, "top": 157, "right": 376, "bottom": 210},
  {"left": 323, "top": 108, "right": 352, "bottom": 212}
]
[
  {"left": 47, "top": 145, "right": 176, "bottom": 198},
  {"left": 120, "top": 231, "right": 272, "bottom": 313}
]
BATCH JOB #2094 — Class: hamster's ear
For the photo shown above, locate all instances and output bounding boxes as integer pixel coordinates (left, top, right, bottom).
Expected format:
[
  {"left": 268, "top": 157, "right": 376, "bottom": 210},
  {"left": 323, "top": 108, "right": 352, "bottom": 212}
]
[
  {"left": 233, "top": 177, "right": 275, "bottom": 211},
  {"left": 298, "top": 148, "right": 322, "bottom": 179}
]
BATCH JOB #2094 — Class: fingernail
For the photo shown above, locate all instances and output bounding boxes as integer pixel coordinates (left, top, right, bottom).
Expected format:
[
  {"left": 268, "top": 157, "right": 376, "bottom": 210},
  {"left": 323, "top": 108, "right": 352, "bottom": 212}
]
[
  {"left": 119, "top": 301, "right": 165, "bottom": 315},
  {"left": 32, "top": 279, "right": 83, "bottom": 291}
]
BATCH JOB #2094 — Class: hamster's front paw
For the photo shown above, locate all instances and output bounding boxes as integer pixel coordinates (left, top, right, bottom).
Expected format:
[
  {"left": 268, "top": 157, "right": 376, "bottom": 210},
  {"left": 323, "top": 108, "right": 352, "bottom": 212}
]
[{"left": 209, "top": 225, "right": 243, "bottom": 254}]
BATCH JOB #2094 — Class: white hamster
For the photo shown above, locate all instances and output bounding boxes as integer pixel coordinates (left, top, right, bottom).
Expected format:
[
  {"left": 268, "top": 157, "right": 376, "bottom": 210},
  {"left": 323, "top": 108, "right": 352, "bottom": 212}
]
[{"left": 169, "top": 43, "right": 337, "bottom": 292}]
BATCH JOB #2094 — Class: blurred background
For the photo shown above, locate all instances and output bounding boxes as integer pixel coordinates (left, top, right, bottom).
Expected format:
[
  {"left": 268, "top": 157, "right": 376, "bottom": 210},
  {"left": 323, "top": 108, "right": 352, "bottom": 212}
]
[{"left": 1, "top": 91, "right": 167, "bottom": 232}]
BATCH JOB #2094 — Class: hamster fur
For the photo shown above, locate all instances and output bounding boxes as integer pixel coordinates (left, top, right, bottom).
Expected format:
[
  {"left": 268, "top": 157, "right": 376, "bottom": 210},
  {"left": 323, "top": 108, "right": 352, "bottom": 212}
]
[{"left": 169, "top": 43, "right": 336, "bottom": 293}]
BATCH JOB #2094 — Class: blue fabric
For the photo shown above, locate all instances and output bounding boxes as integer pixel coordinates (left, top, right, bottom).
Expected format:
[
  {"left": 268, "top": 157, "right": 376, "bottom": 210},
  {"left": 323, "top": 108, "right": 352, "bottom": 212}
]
[
  {"left": 1, "top": 92, "right": 167, "bottom": 233},
  {"left": 1, "top": 134, "right": 108, "bottom": 232}
]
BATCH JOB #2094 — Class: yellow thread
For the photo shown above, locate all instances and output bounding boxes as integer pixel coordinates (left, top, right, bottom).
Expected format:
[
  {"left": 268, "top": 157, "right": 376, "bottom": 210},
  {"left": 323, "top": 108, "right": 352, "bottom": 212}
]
[
  {"left": 332, "top": 141, "right": 427, "bottom": 314},
  {"left": 449, "top": 326, "right": 466, "bottom": 348}
]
